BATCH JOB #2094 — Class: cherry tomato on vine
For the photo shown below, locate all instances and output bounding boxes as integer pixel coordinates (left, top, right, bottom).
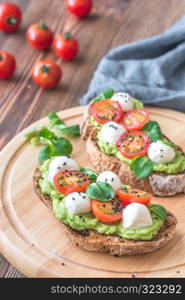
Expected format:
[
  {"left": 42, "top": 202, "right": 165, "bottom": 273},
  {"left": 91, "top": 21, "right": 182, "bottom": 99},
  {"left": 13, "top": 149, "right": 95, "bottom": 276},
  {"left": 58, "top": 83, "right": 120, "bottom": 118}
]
[
  {"left": 0, "top": 2, "right": 22, "bottom": 33},
  {"left": 53, "top": 32, "right": 79, "bottom": 61},
  {"left": 66, "top": 0, "right": 93, "bottom": 18},
  {"left": 32, "top": 60, "right": 62, "bottom": 89},
  {"left": 0, "top": 51, "right": 16, "bottom": 79},
  {"left": 26, "top": 20, "right": 53, "bottom": 50}
]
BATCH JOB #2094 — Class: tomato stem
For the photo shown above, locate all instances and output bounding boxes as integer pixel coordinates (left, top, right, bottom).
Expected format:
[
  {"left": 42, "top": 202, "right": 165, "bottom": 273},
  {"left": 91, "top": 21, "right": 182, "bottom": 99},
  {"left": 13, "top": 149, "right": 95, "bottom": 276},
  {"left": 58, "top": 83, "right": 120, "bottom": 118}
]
[
  {"left": 63, "top": 32, "right": 72, "bottom": 40},
  {"left": 0, "top": 54, "right": 3, "bottom": 61},
  {"left": 41, "top": 65, "right": 50, "bottom": 73},
  {"left": 6, "top": 16, "right": 17, "bottom": 25},
  {"left": 38, "top": 20, "right": 48, "bottom": 30}
]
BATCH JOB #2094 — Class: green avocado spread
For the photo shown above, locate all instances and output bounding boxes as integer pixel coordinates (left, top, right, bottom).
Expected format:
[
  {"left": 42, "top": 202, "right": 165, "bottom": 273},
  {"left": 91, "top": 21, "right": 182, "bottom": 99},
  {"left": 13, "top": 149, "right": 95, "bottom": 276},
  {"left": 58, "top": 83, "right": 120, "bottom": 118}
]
[
  {"left": 39, "top": 159, "right": 164, "bottom": 240},
  {"left": 54, "top": 199, "right": 163, "bottom": 240},
  {"left": 39, "top": 159, "right": 65, "bottom": 201},
  {"left": 98, "top": 137, "right": 185, "bottom": 175}
]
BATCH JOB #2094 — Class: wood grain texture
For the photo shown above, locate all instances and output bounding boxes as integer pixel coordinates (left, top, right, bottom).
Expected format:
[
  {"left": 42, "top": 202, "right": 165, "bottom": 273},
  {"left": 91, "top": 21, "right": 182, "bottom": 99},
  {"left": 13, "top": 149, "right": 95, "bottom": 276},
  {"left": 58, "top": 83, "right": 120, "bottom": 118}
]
[
  {"left": 0, "top": 106, "right": 185, "bottom": 278},
  {"left": 1, "top": 0, "right": 185, "bottom": 278}
]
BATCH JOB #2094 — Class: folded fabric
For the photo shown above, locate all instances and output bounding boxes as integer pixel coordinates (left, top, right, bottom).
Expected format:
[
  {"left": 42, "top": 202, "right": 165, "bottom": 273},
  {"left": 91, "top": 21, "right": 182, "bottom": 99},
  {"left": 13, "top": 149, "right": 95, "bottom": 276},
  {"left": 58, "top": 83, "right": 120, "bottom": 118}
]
[{"left": 80, "top": 16, "right": 185, "bottom": 112}]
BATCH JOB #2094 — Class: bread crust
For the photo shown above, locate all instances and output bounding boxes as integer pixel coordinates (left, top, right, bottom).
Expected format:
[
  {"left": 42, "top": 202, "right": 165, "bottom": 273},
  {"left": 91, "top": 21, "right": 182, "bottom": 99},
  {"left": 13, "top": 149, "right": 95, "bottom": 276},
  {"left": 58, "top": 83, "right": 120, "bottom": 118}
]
[
  {"left": 33, "top": 168, "right": 177, "bottom": 256},
  {"left": 81, "top": 105, "right": 185, "bottom": 196}
]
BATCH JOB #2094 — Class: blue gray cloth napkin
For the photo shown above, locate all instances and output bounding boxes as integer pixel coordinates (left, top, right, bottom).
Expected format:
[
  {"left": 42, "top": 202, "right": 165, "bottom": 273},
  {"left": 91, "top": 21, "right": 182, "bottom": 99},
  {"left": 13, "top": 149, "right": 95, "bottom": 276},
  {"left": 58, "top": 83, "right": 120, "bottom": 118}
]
[{"left": 80, "top": 16, "right": 185, "bottom": 112}]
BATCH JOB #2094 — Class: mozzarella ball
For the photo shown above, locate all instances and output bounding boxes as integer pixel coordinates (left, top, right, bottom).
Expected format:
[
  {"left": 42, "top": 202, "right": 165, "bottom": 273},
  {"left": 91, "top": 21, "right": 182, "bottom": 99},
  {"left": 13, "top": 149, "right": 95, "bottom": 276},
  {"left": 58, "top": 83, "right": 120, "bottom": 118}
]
[
  {"left": 97, "top": 171, "right": 122, "bottom": 192},
  {"left": 100, "top": 121, "right": 126, "bottom": 145},
  {"left": 48, "top": 156, "right": 79, "bottom": 183},
  {"left": 64, "top": 192, "right": 91, "bottom": 214},
  {"left": 111, "top": 92, "right": 134, "bottom": 111},
  {"left": 148, "top": 141, "right": 175, "bottom": 164},
  {"left": 123, "top": 203, "right": 153, "bottom": 229}
]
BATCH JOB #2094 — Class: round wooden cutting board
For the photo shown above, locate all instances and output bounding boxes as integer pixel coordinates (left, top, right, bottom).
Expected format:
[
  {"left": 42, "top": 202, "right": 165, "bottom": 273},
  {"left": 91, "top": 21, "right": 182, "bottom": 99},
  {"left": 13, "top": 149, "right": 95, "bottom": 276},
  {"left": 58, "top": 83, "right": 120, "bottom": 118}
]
[{"left": 1, "top": 106, "right": 185, "bottom": 278}]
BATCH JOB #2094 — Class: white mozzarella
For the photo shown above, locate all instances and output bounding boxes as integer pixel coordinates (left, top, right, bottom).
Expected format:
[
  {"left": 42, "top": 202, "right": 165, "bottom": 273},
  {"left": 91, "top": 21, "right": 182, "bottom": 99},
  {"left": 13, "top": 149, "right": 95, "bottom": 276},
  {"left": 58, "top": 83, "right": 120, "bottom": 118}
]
[
  {"left": 64, "top": 192, "right": 91, "bottom": 214},
  {"left": 123, "top": 203, "right": 153, "bottom": 229},
  {"left": 111, "top": 92, "right": 134, "bottom": 111},
  {"left": 48, "top": 156, "right": 79, "bottom": 183},
  {"left": 100, "top": 121, "right": 126, "bottom": 145},
  {"left": 148, "top": 140, "right": 175, "bottom": 164},
  {"left": 97, "top": 171, "right": 122, "bottom": 192}
]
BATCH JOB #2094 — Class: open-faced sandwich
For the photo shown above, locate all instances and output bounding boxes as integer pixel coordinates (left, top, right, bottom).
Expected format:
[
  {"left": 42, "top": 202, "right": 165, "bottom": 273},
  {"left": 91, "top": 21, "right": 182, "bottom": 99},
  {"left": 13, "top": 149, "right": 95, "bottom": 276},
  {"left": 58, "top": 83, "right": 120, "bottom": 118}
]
[
  {"left": 81, "top": 89, "right": 185, "bottom": 196},
  {"left": 33, "top": 156, "right": 177, "bottom": 256}
]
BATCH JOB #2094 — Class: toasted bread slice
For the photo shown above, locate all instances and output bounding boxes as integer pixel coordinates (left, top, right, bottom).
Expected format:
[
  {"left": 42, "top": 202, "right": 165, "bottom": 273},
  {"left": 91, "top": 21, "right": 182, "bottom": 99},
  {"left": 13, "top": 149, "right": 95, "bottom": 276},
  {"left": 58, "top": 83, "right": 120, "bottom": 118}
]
[
  {"left": 81, "top": 105, "right": 185, "bottom": 196},
  {"left": 33, "top": 168, "right": 177, "bottom": 256}
]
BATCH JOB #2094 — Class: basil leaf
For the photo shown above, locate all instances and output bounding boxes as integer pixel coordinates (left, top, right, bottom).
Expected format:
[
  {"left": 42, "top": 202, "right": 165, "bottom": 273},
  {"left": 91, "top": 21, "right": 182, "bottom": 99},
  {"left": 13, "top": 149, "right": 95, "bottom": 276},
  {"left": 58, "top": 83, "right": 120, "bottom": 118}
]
[
  {"left": 92, "top": 88, "right": 114, "bottom": 102},
  {"left": 130, "top": 156, "right": 154, "bottom": 178},
  {"left": 86, "top": 182, "right": 114, "bottom": 201},
  {"left": 39, "top": 145, "right": 51, "bottom": 162},
  {"left": 79, "top": 167, "right": 98, "bottom": 183},
  {"left": 143, "top": 121, "right": 162, "bottom": 142},
  {"left": 52, "top": 138, "right": 73, "bottom": 156},
  {"left": 150, "top": 205, "right": 167, "bottom": 220}
]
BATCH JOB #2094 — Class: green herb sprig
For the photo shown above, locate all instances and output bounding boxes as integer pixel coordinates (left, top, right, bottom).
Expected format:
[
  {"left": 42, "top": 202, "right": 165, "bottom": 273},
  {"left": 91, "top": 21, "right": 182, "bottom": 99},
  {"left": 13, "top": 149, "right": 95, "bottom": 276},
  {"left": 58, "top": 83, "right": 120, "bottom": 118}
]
[
  {"left": 25, "top": 112, "right": 80, "bottom": 162},
  {"left": 48, "top": 112, "right": 80, "bottom": 137}
]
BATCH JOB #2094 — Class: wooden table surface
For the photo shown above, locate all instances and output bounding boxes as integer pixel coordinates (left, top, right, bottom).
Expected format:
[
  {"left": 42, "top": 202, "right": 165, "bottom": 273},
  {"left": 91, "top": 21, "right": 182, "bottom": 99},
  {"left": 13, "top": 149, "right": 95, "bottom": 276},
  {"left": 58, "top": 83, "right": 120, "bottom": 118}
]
[{"left": 1, "top": 0, "right": 185, "bottom": 278}]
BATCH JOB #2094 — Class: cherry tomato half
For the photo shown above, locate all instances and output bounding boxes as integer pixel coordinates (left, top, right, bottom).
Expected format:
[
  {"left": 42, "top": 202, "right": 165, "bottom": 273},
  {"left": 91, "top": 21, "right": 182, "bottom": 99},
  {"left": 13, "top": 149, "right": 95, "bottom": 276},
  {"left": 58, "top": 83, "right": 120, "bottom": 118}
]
[
  {"left": 54, "top": 170, "right": 90, "bottom": 195},
  {"left": 26, "top": 20, "right": 53, "bottom": 50},
  {"left": 66, "top": 0, "right": 93, "bottom": 18},
  {"left": 0, "top": 51, "right": 16, "bottom": 79},
  {"left": 117, "top": 131, "right": 150, "bottom": 159},
  {"left": 92, "top": 198, "right": 123, "bottom": 223},
  {"left": 121, "top": 109, "right": 150, "bottom": 131},
  {"left": 0, "top": 2, "right": 22, "bottom": 33},
  {"left": 32, "top": 60, "right": 62, "bottom": 89},
  {"left": 53, "top": 32, "right": 79, "bottom": 61},
  {"left": 118, "top": 186, "right": 152, "bottom": 206},
  {"left": 90, "top": 99, "right": 123, "bottom": 124}
]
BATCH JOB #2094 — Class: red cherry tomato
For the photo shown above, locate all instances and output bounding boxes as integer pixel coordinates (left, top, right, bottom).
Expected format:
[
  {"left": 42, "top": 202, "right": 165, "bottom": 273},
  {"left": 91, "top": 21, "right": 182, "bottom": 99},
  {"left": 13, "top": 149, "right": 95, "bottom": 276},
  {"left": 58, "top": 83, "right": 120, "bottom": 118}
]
[
  {"left": 26, "top": 20, "right": 53, "bottom": 50},
  {"left": 117, "top": 131, "right": 150, "bottom": 159},
  {"left": 0, "top": 51, "right": 16, "bottom": 79},
  {"left": 92, "top": 198, "right": 123, "bottom": 223},
  {"left": 90, "top": 99, "right": 123, "bottom": 124},
  {"left": 66, "top": 0, "right": 93, "bottom": 18},
  {"left": 121, "top": 109, "right": 150, "bottom": 131},
  {"left": 118, "top": 186, "right": 152, "bottom": 206},
  {"left": 54, "top": 170, "right": 90, "bottom": 195},
  {"left": 0, "top": 2, "right": 22, "bottom": 33},
  {"left": 53, "top": 32, "right": 79, "bottom": 61},
  {"left": 32, "top": 60, "right": 62, "bottom": 89}
]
